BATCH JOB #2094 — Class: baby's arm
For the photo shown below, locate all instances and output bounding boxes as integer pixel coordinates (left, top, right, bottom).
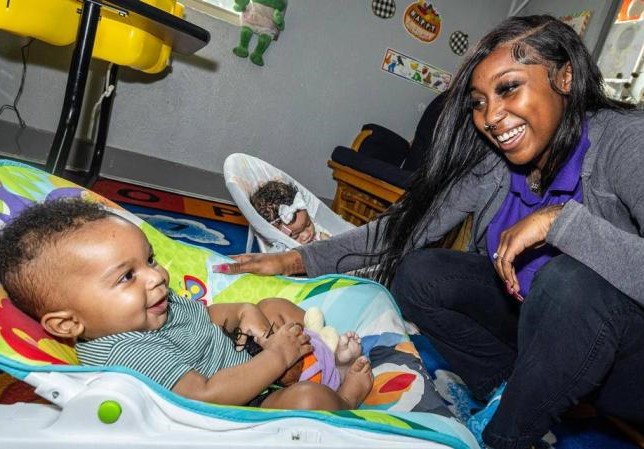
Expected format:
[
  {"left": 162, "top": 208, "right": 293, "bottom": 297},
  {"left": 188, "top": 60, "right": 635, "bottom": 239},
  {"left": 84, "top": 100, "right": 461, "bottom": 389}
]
[
  {"left": 256, "top": 298, "right": 304, "bottom": 329},
  {"left": 208, "top": 299, "right": 305, "bottom": 345},
  {"left": 208, "top": 303, "right": 271, "bottom": 343},
  {"left": 172, "top": 323, "right": 312, "bottom": 404}
]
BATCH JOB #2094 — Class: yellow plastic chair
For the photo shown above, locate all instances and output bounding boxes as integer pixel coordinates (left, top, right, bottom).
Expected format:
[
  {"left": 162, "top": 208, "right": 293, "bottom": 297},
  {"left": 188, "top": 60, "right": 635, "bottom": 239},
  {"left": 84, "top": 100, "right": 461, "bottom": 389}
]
[{"left": 0, "top": 0, "right": 210, "bottom": 184}]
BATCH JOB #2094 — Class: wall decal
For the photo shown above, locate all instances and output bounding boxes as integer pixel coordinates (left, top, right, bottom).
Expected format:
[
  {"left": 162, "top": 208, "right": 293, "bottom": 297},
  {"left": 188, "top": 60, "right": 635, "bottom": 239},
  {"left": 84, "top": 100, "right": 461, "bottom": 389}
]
[
  {"left": 449, "top": 30, "right": 468, "bottom": 56},
  {"left": 232, "top": 0, "right": 287, "bottom": 67},
  {"left": 381, "top": 48, "right": 452, "bottom": 92},
  {"left": 402, "top": 1, "right": 441, "bottom": 43},
  {"left": 372, "top": 0, "right": 396, "bottom": 19}
]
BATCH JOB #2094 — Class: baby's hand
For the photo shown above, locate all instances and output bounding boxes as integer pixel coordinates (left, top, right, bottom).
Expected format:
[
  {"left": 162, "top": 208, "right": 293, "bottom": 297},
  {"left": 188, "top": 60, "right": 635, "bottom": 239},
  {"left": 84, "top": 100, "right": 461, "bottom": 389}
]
[
  {"left": 259, "top": 322, "right": 312, "bottom": 369},
  {"left": 237, "top": 304, "right": 271, "bottom": 347}
]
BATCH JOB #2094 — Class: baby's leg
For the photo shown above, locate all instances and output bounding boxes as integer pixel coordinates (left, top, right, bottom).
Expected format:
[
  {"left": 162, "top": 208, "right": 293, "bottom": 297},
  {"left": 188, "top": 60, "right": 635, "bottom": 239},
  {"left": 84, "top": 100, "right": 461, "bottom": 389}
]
[
  {"left": 257, "top": 298, "right": 304, "bottom": 330},
  {"left": 336, "top": 356, "right": 373, "bottom": 409},
  {"left": 335, "top": 331, "right": 362, "bottom": 379},
  {"left": 262, "top": 359, "right": 373, "bottom": 410},
  {"left": 261, "top": 382, "right": 347, "bottom": 410}
]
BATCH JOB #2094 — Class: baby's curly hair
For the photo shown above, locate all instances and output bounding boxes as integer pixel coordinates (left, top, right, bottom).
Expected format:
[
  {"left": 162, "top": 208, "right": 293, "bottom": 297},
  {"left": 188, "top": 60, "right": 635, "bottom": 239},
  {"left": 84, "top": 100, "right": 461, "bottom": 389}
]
[
  {"left": 250, "top": 180, "right": 298, "bottom": 224},
  {"left": 0, "top": 198, "right": 111, "bottom": 320}
]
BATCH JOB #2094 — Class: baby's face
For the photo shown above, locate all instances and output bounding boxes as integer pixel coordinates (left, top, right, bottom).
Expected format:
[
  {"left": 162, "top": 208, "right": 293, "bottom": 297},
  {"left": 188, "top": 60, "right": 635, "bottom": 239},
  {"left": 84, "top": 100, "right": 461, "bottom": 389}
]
[
  {"left": 55, "top": 216, "right": 170, "bottom": 340},
  {"left": 279, "top": 210, "right": 316, "bottom": 244}
]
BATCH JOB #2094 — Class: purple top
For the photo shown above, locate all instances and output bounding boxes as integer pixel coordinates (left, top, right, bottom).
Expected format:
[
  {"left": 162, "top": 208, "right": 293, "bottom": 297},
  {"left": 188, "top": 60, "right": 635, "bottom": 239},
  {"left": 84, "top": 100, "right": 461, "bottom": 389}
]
[{"left": 486, "top": 125, "right": 590, "bottom": 297}]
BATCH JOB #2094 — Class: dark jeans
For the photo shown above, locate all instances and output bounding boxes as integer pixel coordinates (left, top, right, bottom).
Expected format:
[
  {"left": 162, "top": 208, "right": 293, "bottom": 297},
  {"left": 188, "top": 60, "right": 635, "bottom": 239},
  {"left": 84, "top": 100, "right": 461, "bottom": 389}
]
[{"left": 391, "top": 249, "right": 644, "bottom": 449}]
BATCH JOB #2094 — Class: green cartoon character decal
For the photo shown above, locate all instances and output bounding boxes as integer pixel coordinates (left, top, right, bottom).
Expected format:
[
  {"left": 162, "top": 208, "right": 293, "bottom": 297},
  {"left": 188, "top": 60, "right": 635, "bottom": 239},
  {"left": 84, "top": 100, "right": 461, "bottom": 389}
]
[{"left": 233, "top": 0, "right": 287, "bottom": 66}]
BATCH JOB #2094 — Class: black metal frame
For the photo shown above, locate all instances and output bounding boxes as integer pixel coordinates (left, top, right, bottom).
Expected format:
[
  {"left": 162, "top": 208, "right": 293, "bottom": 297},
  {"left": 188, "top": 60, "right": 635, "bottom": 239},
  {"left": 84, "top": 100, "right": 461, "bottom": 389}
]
[{"left": 44, "top": 0, "right": 210, "bottom": 184}]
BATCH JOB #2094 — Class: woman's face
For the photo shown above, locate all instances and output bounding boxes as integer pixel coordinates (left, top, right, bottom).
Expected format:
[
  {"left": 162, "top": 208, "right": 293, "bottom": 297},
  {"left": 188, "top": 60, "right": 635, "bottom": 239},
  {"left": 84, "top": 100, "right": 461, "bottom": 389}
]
[{"left": 469, "top": 44, "right": 571, "bottom": 169}]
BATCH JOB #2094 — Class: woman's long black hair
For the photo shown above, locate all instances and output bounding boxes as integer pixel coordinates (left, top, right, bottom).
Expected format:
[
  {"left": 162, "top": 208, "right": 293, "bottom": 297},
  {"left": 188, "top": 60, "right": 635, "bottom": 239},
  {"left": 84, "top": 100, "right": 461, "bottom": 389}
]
[{"left": 367, "top": 15, "right": 625, "bottom": 287}]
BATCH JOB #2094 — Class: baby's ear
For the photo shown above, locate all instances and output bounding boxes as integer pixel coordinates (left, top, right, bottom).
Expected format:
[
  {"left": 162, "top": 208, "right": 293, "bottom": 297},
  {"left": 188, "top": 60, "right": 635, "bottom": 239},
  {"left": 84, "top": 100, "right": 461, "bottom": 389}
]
[{"left": 41, "top": 310, "right": 84, "bottom": 339}]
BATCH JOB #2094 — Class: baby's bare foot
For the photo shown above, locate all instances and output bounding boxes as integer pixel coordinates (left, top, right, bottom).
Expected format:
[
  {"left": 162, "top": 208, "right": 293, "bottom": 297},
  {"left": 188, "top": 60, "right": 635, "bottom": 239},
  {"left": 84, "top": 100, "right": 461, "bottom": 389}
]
[
  {"left": 337, "top": 356, "right": 373, "bottom": 409},
  {"left": 336, "top": 331, "right": 362, "bottom": 366}
]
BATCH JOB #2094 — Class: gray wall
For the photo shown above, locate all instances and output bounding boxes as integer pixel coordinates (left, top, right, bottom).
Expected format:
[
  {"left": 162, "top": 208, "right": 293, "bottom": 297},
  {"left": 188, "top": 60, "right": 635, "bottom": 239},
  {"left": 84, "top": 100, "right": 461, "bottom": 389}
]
[{"left": 0, "top": 1, "right": 512, "bottom": 199}]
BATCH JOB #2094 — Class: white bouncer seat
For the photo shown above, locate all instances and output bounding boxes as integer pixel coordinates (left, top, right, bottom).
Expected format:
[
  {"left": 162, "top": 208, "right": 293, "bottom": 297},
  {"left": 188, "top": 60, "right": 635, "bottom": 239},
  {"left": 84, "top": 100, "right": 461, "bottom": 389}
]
[{"left": 224, "top": 153, "right": 355, "bottom": 253}]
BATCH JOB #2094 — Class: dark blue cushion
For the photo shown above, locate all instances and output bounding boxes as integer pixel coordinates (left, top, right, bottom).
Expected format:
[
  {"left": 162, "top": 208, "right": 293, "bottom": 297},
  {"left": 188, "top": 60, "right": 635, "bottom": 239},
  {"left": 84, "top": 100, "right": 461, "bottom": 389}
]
[
  {"left": 402, "top": 92, "right": 447, "bottom": 172},
  {"left": 356, "top": 124, "right": 410, "bottom": 167},
  {"left": 331, "top": 146, "right": 414, "bottom": 189}
]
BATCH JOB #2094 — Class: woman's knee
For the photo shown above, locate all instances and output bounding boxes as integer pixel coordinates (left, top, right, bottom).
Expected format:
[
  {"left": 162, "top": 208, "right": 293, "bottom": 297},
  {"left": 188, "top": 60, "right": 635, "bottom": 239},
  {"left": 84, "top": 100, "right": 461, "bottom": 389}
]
[
  {"left": 391, "top": 249, "right": 494, "bottom": 311},
  {"left": 391, "top": 249, "right": 451, "bottom": 303},
  {"left": 531, "top": 255, "right": 584, "bottom": 292},
  {"left": 527, "top": 255, "right": 614, "bottom": 317}
]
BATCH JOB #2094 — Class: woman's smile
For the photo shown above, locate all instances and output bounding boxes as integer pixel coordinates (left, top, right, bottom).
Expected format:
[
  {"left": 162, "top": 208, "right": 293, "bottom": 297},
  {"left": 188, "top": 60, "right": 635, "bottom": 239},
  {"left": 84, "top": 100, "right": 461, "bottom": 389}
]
[{"left": 495, "top": 124, "right": 526, "bottom": 145}]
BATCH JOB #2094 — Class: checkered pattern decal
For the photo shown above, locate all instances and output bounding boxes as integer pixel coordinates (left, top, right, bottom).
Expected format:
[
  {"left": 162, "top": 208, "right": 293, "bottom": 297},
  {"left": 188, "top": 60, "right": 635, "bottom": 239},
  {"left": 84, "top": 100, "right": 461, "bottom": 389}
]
[
  {"left": 449, "top": 31, "right": 469, "bottom": 56},
  {"left": 372, "top": 0, "right": 396, "bottom": 19}
]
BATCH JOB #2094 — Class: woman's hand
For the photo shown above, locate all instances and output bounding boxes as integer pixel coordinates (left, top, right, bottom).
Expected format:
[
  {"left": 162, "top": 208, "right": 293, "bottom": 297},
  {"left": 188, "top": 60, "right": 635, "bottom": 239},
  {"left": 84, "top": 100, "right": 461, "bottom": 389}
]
[
  {"left": 494, "top": 204, "right": 563, "bottom": 298},
  {"left": 212, "top": 250, "right": 305, "bottom": 276}
]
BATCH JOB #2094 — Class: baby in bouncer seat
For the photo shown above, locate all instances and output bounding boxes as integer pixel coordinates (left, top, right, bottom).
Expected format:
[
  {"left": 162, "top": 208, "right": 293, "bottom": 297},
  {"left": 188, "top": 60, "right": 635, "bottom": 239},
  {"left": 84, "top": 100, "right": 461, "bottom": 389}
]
[
  {"left": 0, "top": 198, "right": 373, "bottom": 410},
  {"left": 250, "top": 180, "right": 330, "bottom": 244}
]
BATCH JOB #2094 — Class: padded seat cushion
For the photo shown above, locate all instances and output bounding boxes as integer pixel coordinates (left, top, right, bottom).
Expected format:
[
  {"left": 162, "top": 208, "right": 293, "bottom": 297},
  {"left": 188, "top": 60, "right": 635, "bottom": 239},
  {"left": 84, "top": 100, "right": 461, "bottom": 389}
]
[
  {"left": 402, "top": 92, "right": 447, "bottom": 172},
  {"left": 331, "top": 146, "right": 414, "bottom": 189},
  {"left": 355, "top": 124, "right": 410, "bottom": 166}
]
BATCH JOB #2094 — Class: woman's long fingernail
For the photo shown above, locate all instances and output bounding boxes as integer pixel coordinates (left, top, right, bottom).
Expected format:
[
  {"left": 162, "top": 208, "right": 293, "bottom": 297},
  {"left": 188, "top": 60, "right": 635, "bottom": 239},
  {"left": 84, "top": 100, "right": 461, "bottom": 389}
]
[{"left": 212, "top": 264, "right": 229, "bottom": 273}]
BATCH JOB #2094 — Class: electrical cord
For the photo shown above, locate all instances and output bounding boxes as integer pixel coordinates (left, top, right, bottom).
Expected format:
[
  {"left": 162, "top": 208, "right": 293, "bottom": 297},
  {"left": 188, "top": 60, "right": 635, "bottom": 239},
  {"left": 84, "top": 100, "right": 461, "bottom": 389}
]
[
  {"left": 0, "top": 38, "right": 32, "bottom": 128},
  {"left": 90, "top": 63, "right": 116, "bottom": 140}
]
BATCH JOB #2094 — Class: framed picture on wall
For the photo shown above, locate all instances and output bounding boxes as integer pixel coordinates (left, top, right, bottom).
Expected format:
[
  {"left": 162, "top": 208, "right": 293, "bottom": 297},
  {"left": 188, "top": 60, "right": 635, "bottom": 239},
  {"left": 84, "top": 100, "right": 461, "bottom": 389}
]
[{"left": 559, "top": 11, "right": 592, "bottom": 37}]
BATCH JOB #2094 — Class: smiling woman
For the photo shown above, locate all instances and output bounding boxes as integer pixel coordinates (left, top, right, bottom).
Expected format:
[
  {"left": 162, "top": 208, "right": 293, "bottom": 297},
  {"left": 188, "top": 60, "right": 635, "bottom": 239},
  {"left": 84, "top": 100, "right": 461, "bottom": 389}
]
[{"left": 214, "top": 14, "right": 644, "bottom": 449}]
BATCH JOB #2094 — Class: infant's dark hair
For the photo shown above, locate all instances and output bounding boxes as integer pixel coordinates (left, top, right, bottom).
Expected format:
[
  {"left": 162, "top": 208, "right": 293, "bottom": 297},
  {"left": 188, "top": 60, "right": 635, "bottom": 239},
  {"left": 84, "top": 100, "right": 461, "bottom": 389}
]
[
  {"left": 250, "top": 180, "right": 298, "bottom": 224},
  {"left": 0, "top": 198, "right": 112, "bottom": 320}
]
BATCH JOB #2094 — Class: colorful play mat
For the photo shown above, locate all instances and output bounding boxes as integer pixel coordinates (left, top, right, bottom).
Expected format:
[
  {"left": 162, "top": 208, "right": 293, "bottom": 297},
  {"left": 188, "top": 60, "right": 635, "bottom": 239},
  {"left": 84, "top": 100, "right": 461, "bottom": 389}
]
[{"left": 92, "top": 178, "right": 257, "bottom": 255}]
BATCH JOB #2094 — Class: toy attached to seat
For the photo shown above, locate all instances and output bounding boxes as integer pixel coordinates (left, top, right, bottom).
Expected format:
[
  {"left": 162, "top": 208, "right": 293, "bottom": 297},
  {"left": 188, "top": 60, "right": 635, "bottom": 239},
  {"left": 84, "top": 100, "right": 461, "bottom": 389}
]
[
  {"left": 0, "top": 159, "right": 478, "bottom": 448},
  {"left": 224, "top": 153, "right": 355, "bottom": 253}
]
